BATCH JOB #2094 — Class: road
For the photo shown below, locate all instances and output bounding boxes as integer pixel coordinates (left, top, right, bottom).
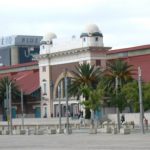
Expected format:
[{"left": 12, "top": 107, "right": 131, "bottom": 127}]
[{"left": 0, "top": 132, "right": 150, "bottom": 150}]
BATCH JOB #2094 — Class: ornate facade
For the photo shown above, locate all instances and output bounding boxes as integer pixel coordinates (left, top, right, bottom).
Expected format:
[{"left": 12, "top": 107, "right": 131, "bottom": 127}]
[{"left": 37, "top": 24, "right": 111, "bottom": 118}]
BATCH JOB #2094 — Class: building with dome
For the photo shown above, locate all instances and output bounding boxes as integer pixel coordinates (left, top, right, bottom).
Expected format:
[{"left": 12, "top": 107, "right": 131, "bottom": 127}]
[
  {"left": 0, "top": 24, "right": 150, "bottom": 119},
  {"left": 37, "top": 24, "right": 150, "bottom": 118},
  {"left": 36, "top": 24, "right": 111, "bottom": 118}
]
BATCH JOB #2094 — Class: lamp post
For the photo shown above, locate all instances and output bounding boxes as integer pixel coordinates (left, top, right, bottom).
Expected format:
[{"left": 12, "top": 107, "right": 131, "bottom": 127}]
[
  {"left": 115, "top": 76, "right": 121, "bottom": 132},
  {"left": 138, "top": 66, "right": 144, "bottom": 134},
  {"left": 58, "top": 85, "right": 62, "bottom": 133},
  {"left": 21, "top": 89, "right": 24, "bottom": 129},
  {"left": 6, "top": 85, "right": 10, "bottom": 133},
  {"left": 64, "top": 68, "right": 69, "bottom": 134},
  {"left": 8, "top": 82, "right": 12, "bottom": 135}
]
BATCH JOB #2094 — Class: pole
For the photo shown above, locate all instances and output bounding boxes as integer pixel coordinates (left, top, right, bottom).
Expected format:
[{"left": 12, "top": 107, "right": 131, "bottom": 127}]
[
  {"left": 138, "top": 66, "right": 144, "bottom": 134},
  {"left": 21, "top": 89, "right": 24, "bottom": 129},
  {"left": 58, "top": 85, "right": 61, "bottom": 132},
  {"left": 65, "top": 69, "right": 69, "bottom": 134},
  {"left": 115, "top": 76, "right": 120, "bottom": 132},
  {"left": 8, "top": 83, "right": 12, "bottom": 135},
  {"left": 6, "top": 85, "right": 10, "bottom": 133}
]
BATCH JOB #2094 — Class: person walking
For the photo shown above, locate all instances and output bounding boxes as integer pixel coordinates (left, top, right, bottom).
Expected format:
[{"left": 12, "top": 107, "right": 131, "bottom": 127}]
[{"left": 121, "top": 114, "right": 125, "bottom": 124}]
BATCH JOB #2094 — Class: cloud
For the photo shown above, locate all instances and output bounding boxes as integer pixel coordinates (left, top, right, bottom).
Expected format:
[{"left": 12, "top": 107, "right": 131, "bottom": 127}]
[{"left": 0, "top": 0, "right": 150, "bottom": 48}]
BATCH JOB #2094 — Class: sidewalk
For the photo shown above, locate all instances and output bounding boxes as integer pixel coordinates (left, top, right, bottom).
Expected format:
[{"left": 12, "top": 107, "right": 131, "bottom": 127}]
[{"left": 0, "top": 130, "right": 150, "bottom": 150}]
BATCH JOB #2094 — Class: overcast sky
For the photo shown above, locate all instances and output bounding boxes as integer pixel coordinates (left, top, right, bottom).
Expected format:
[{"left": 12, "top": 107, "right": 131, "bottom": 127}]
[{"left": 0, "top": 0, "right": 150, "bottom": 49}]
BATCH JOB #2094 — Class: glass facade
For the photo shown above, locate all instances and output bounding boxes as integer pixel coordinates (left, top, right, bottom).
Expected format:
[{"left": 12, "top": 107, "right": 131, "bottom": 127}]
[{"left": 18, "top": 47, "right": 39, "bottom": 64}]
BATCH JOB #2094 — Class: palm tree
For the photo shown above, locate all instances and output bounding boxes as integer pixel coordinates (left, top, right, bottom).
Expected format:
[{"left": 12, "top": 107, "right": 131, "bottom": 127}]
[
  {"left": 105, "top": 59, "right": 134, "bottom": 131},
  {"left": 0, "top": 76, "right": 20, "bottom": 121},
  {"left": 105, "top": 59, "right": 134, "bottom": 92},
  {"left": 68, "top": 63, "right": 101, "bottom": 119}
]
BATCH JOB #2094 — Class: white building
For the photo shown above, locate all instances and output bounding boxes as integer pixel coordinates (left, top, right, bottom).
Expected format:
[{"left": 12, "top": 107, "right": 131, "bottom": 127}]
[{"left": 36, "top": 24, "right": 111, "bottom": 118}]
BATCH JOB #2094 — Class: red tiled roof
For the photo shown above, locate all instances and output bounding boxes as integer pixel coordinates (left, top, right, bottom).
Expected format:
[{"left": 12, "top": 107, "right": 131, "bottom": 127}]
[
  {"left": 0, "top": 69, "right": 39, "bottom": 95},
  {"left": 108, "top": 44, "right": 150, "bottom": 54},
  {"left": 0, "top": 61, "right": 38, "bottom": 70}
]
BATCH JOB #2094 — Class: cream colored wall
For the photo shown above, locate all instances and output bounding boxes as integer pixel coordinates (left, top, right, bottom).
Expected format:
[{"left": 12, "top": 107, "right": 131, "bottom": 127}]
[
  {"left": 39, "top": 59, "right": 52, "bottom": 118},
  {"left": 82, "top": 36, "right": 103, "bottom": 47},
  {"left": 38, "top": 47, "right": 108, "bottom": 118},
  {"left": 11, "top": 46, "right": 19, "bottom": 65},
  {"left": 107, "top": 113, "right": 150, "bottom": 125},
  {"left": 49, "top": 51, "right": 91, "bottom": 65}
]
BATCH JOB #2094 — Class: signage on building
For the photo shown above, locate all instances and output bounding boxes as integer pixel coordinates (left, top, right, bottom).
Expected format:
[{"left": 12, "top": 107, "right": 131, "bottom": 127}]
[
  {"left": 15, "top": 36, "right": 43, "bottom": 46},
  {"left": 0, "top": 35, "right": 43, "bottom": 47},
  {"left": 0, "top": 36, "right": 15, "bottom": 47}
]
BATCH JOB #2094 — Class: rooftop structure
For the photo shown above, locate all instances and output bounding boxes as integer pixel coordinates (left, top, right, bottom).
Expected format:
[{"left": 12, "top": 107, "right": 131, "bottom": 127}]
[{"left": 0, "top": 35, "right": 42, "bottom": 66}]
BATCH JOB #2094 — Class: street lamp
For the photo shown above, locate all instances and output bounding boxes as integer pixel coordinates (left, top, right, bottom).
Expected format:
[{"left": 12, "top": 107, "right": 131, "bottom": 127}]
[
  {"left": 115, "top": 76, "right": 121, "bottom": 132},
  {"left": 6, "top": 85, "right": 9, "bottom": 133},
  {"left": 8, "top": 82, "right": 12, "bottom": 135},
  {"left": 138, "top": 66, "right": 144, "bottom": 134},
  {"left": 64, "top": 68, "right": 70, "bottom": 134},
  {"left": 58, "top": 85, "right": 62, "bottom": 133},
  {"left": 21, "top": 89, "right": 24, "bottom": 129}
]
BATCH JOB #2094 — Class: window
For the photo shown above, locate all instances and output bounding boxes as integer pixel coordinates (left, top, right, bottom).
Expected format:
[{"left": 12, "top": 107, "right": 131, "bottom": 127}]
[
  {"left": 96, "top": 60, "right": 101, "bottom": 66},
  {"left": 95, "top": 37, "right": 99, "bottom": 42},
  {"left": 26, "top": 38, "right": 29, "bottom": 43},
  {"left": 29, "top": 38, "right": 33, "bottom": 43},
  {"left": 42, "top": 66, "right": 46, "bottom": 72},
  {"left": 43, "top": 83, "right": 47, "bottom": 95},
  {"left": 22, "top": 38, "right": 25, "bottom": 43},
  {"left": 50, "top": 41, "right": 53, "bottom": 45},
  {"left": 56, "top": 77, "right": 72, "bottom": 98},
  {"left": 83, "top": 38, "right": 86, "bottom": 42},
  {"left": 35, "top": 38, "right": 38, "bottom": 43}
]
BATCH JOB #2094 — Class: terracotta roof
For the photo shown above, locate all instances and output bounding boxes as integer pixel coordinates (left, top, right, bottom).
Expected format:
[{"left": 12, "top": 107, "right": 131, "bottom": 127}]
[
  {"left": 0, "top": 69, "right": 39, "bottom": 95},
  {"left": 108, "top": 44, "right": 150, "bottom": 54},
  {"left": 0, "top": 61, "right": 38, "bottom": 70}
]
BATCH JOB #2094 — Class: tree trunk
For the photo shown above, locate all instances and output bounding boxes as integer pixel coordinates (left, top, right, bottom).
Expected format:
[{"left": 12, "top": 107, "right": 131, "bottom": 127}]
[{"left": 85, "top": 108, "right": 91, "bottom": 119}]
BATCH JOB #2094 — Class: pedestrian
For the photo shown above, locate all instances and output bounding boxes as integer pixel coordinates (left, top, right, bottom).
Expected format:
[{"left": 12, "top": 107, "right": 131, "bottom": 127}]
[
  {"left": 143, "top": 116, "right": 148, "bottom": 130},
  {"left": 121, "top": 114, "right": 125, "bottom": 124}
]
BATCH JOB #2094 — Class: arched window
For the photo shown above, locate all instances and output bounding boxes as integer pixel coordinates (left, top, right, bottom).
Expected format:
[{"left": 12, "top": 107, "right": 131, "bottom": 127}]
[
  {"left": 56, "top": 77, "right": 71, "bottom": 98},
  {"left": 95, "top": 37, "right": 99, "bottom": 42},
  {"left": 83, "top": 38, "right": 86, "bottom": 42}
]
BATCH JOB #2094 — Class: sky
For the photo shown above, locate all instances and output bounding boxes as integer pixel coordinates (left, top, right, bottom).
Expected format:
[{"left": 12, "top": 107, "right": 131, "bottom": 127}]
[{"left": 0, "top": 0, "right": 150, "bottom": 49}]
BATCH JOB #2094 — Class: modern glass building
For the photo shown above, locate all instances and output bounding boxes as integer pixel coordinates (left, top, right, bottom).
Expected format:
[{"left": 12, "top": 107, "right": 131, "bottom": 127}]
[{"left": 0, "top": 35, "right": 42, "bottom": 66}]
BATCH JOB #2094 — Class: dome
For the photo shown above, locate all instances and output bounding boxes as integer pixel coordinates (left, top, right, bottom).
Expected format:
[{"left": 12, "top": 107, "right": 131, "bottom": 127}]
[
  {"left": 80, "top": 24, "right": 103, "bottom": 38},
  {"left": 42, "top": 32, "right": 57, "bottom": 42},
  {"left": 85, "top": 24, "right": 101, "bottom": 33}
]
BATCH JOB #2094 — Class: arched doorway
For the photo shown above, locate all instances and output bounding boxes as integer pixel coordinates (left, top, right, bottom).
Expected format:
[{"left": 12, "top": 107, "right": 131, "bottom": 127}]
[{"left": 53, "top": 71, "right": 79, "bottom": 118}]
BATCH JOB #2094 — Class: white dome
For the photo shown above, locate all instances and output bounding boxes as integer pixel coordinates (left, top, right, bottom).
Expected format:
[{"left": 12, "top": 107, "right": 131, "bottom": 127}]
[
  {"left": 84, "top": 24, "right": 101, "bottom": 33},
  {"left": 80, "top": 24, "right": 103, "bottom": 38},
  {"left": 42, "top": 32, "right": 57, "bottom": 41}
]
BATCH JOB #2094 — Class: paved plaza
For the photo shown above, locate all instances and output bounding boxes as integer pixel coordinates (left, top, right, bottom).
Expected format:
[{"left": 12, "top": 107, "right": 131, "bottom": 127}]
[{"left": 0, "top": 131, "right": 150, "bottom": 150}]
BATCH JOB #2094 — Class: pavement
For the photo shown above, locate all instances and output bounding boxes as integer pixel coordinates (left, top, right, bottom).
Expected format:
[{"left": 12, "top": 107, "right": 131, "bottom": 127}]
[{"left": 0, "top": 129, "right": 150, "bottom": 150}]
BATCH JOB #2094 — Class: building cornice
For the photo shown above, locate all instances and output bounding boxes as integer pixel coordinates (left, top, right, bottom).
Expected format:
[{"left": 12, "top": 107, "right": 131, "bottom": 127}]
[{"left": 35, "top": 46, "right": 111, "bottom": 60}]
